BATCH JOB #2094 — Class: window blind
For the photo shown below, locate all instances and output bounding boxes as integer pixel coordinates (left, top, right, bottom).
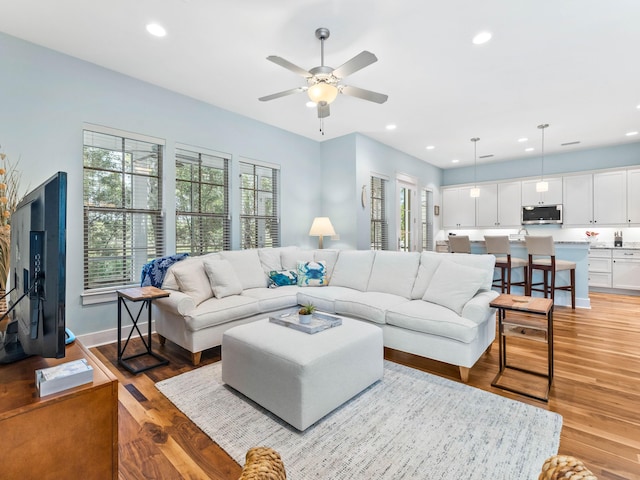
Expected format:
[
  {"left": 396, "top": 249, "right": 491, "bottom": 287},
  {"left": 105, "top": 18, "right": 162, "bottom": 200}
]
[
  {"left": 370, "top": 176, "right": 388, "bottom": 250},
  {"left": 239, "top": 161, "right": 280, "bottom": 249}
]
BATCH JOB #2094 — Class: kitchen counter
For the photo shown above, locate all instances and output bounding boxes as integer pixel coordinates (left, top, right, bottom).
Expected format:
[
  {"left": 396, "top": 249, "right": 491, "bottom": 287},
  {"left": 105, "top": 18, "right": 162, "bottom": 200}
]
[{"left": 588, "top": 243, "right": 640, "bottom": 250}]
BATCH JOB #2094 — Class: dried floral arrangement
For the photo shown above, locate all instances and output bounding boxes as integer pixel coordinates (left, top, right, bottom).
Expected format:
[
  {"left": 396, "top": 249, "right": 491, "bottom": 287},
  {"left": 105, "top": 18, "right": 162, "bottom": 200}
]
[{"left": 0, "top": 146, "right": 25, "bottom": 291}]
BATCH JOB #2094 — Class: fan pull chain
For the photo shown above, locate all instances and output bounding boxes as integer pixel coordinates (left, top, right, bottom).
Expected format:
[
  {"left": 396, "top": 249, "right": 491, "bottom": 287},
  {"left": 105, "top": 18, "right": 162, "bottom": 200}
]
[{"left": 319, "top": 118, "right": 325, "bottom": 135}]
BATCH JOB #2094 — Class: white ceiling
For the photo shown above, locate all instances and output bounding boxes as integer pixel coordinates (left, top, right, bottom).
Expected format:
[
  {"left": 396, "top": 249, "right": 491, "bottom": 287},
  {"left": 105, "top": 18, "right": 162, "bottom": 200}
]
[{"left": 2, "top": 0, "right": 640, "bottom": 169}]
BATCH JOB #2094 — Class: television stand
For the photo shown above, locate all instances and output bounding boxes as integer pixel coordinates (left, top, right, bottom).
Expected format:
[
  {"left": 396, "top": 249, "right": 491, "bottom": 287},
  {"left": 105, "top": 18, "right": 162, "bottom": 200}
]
[{"left": 0, "top": 340, "right": 118, "bottom": 479}]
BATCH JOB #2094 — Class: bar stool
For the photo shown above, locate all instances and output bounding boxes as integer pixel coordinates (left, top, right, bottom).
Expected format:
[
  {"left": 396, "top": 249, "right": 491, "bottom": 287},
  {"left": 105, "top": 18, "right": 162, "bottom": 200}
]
[
  {"left": 525, "top": 235, "right": 576, "bottom": 309},
  {"left": 448, "top": 235, "right": 471, "bottom": 253},
  {"left": 484, "top": 235, "right": 528, "bottom": 294}
]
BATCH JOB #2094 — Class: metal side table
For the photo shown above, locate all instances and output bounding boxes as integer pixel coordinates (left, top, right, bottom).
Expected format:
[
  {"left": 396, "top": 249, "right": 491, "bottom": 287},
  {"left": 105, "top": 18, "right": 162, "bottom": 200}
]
[{"left": 117, "top": 286, "right": 170, "bottom": 374}]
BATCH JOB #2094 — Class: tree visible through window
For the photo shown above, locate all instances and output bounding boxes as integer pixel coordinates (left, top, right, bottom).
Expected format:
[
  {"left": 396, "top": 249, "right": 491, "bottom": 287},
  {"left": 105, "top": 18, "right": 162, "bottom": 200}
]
[
  {"left": 370, "top": 176, "right": 388, "bottom": 250},
  {"left": 83, "top": 130, "right": 163, "bottom": 290},
  {"left": 239, "top": 161, "right": 280, "bottom": 249},
  {"left": 175, "top": 147, "right": 229, "bottom": 255}
]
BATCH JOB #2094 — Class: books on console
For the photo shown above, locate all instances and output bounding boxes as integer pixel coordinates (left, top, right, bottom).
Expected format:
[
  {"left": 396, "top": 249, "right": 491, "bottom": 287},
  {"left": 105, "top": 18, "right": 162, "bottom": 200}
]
[
  {"left": 269, "top": 311, "right": 342, "bottom": 334},
  {"left": 35, "top": 358, "right": 94, "bottom": 397}
]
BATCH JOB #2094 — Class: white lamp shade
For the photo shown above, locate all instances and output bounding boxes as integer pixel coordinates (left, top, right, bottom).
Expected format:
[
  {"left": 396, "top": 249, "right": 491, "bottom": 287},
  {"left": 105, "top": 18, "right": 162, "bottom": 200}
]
[
  {"left": 536, "top": 180, "right": 549, "bottom": 193},
  {"left": 307, "top": 82, "right": 338, "bottom": 104},
  {"left": 309, "top": 217, "right": 336, "bottom": 237}
]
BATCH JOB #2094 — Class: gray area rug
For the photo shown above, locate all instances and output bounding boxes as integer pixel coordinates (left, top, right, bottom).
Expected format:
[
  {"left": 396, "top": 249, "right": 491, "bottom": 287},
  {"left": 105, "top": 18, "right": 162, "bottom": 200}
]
[{"left": 156, "top": 361, "right": 562, "bottom": 479}]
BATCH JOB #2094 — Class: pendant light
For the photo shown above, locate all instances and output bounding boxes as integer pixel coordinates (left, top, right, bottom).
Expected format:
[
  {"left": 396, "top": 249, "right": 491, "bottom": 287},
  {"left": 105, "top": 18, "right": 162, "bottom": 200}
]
[
  {"left": 469, "top": 137, "right": 480, "bottom": 198},
  {"left": 536, "top": 124, "right": 550, "bottom": 193}
]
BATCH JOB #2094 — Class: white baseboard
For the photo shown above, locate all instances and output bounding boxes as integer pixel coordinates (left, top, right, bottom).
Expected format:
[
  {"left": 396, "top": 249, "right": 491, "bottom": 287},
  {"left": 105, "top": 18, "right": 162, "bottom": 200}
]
[{"left": 76, "top": 321, "right": 153, "bottom": 348}]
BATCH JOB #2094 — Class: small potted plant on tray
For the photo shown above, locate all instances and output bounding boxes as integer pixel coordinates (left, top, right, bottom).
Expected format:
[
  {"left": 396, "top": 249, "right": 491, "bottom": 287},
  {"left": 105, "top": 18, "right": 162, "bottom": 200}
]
[{"left": 298, "top": 303, "right": 316, "bottom": 324}]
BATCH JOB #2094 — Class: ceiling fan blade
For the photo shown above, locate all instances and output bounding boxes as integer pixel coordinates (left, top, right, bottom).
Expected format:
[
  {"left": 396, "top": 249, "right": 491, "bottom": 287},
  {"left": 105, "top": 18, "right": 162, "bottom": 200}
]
[
  {"left": 340, "top": 85, "right": 388, "bottom": 104},
  {"left": 266, "top": 56, "right": 311, "bottom": 78},
  {"left": 258, "top": 87, "right": 306, "bottom": 102},
  {"left": 333, "top": 51, "right": 378, "bottom": 78},
  {"left": 317, "top": 101, "right": 330, "bottom": 118}
]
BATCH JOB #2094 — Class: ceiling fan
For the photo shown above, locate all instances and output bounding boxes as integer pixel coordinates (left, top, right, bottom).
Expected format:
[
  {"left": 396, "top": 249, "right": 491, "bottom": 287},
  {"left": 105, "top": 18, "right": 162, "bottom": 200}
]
[{"left": 259, "top": 27, "right": 388, "bottom": 120}]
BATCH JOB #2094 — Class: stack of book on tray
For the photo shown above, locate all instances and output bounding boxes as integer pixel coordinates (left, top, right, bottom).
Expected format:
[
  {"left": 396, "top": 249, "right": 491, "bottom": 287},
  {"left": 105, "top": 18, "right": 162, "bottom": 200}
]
[
  {"left": 35, "top": 358, "right": 94, "bottom": 397},
  {"left": 269, "top": 311, "right": 342, "bottom": 334}
]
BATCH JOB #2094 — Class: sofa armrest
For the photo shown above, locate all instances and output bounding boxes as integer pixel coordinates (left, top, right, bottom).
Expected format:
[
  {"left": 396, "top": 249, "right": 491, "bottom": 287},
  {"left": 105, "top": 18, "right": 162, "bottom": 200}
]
[
  {"left": 154, "top": 290, "right": 196, "bottom": 316},
  {"left": 461, "top": 290, "right": 499, "bottom": 324}
]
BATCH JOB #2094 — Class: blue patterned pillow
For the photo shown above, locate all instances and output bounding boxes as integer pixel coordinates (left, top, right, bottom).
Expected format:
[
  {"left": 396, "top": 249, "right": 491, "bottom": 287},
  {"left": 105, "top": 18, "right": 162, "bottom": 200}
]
[
  {"left": 268, "top": 270, "right": 298, "bottom": 287},
  {"left": 297, "top": 260, "right": 327, "bottom": 287}
]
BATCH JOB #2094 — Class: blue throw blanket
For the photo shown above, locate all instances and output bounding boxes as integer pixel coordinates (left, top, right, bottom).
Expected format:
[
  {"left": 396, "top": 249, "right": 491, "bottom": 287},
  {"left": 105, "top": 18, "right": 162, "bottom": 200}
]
[{"left": 140, "top": 253, "right": 189, "bottom": 288}]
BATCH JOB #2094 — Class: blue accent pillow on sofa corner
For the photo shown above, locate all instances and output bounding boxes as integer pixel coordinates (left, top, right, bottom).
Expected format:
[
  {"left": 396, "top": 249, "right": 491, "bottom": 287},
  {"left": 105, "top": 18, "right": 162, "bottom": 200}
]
[
  {"left": 268, "top": 270, "right": 298, "bottom": 287},
  {"left": 297, "top": 260, "right": 327, "bottom": 287}
]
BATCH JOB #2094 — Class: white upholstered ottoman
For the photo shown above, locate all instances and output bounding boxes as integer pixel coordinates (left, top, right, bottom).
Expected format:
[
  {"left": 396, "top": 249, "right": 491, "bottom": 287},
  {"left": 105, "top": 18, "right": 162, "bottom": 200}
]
[{"left": 221, "top": 317, "right": 383, "bottom": 431}]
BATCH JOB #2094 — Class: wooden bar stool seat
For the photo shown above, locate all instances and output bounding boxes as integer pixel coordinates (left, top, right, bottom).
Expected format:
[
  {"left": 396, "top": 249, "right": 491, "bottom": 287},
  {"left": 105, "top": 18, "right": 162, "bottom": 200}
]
[
  {"left": 448, "top": 235, "right": 471, "bottom": 253},
  {"left": 525, "top": 235, "right": 576, "bottom": 309},
  {"left": 484, "top": 235, "right": 528, "bottom": 294}
]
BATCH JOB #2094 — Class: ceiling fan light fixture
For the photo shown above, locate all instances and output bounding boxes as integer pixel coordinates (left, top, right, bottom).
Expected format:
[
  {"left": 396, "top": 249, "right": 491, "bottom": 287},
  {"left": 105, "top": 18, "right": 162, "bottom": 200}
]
[{"left": 307, "top": 82, "right": 338, "bottom": 104}]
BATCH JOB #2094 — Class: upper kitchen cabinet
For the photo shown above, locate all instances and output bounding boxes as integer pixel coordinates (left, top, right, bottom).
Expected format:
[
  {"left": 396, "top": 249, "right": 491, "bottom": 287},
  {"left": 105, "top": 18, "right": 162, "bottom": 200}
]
[
  {"left": 563, "top": 173, "right": 593, "bottom": 225},
  {"left": 593, "top": 170, "right": 627, "bottom": 225},
  {"left": 442, "top": 186, "right": 476, "bottom": 228},
  {"left": 627, "top": 168, "right": 640, "bottom": 224},
  {"left": 476, "top": 181, "right": 522, "bottom": 227},
  {"left": 521, "top": 177, "right": 562, "bottom": 206}
]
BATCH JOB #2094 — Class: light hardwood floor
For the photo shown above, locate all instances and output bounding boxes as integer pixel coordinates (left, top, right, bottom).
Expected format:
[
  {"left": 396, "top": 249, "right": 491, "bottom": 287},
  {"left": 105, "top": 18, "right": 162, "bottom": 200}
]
[{"left": 93, "top": 291, "right": 640, "bottom": 480}]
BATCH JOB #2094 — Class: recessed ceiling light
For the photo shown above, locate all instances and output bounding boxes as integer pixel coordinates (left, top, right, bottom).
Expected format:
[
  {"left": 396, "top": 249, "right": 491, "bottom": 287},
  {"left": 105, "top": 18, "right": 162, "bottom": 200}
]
[
  {"left": 451, "top": 159, "right": 460, "bottom": 163},
  {"left": 146, "top": 23, "right": 167, "bottom": 37},
  {"left": 426, "top": 145, "right": 435, "bottom": 150},
  {"left": 625, "top": 131, "right": 639, "bottom": 136},
  {"left": 306, "top": 101, "right": 316, "bottom": 108},
  {"left": 472, "top": 31, "right": 492, "bottom": 45},
  {"left": 637, "top": 104, "right": 640, "bottom": 109},
  {"left": 525, "top": 147, "right": 535, "bottom": 152},
  {"left": 386, "top": 124, "right": 397, "bottom": 130},
  {"left": 517, "top": 137, "right": 528, "bottom": 143}
]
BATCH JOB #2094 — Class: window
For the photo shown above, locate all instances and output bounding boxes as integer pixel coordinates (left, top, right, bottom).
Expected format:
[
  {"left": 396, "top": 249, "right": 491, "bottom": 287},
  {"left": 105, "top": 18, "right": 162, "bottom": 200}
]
[
  {"left": 83, "top": 129, "right": 164, "bottom": 291},
  {"left": 370, "top": 176, "right": 388, "bottom": 250},
  {"left": 239, "top": 160, "right": 280, "bottom": 249},
  {"left": 421, "top": 189, "right": 434, "bottom": 251},
  {"left": 175, "top": 147, "right": 230, "bottom": 255}
]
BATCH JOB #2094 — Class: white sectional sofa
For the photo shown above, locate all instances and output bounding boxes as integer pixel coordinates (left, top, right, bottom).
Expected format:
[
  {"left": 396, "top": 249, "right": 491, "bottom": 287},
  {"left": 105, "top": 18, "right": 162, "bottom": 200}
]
[{"left": 153, "top": 247, "right": 499, "bottom": 381}]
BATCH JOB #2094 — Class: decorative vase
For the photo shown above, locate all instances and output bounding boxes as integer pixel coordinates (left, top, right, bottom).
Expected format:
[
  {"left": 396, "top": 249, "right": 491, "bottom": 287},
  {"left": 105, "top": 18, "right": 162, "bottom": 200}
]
[{"left": 298, "top": 314, "right": 313, "bottom": 324}]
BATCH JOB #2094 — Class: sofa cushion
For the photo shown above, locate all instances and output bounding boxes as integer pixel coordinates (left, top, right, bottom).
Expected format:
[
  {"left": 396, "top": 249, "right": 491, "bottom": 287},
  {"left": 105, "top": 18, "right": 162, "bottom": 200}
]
[
  {"left": 258, "top": 247, "right": 284, "bottom": 274},
  {"left": 170, "top": 258, "right": 213, "bottom": 305},
  {"left": 220, "top": 250, "right": 268, "bottom": 289},
  {"left": 367, "top": 251, "right": 420, "bottom": 299},
  {"left": 184, "top": 295, "right": 261, "bottom": 332},
  {"left": 386, "top": 300, "right": 479, "bottom": 344},
  {"left": 313, "top": 249, "right": 339, "bottom": 280},
  {"left": 204, "top": 258, "right": 244, "bottom": 299},
  {"left": 241, "top": 286, "right": 299, "bottom": 312},
  {"left": 268, "top": 270, "right": 298, "bottom": 287},
  {"left": 334, "top": 291, "right": 409, "bottom": 324},
  {"left": 297, "top": 260, "right": 327, "bottom": 286},
  {"left": 296, "top": 285, "right": 356, "bottom": 314},
  {"left": 281, "top": 248, "right": 314, "bottom": 271},
  {"left": 422, "top": 260, "right": 488, "bottom": 315},
  {"left": 330, "top": 250, "right": 375, "bottom": 291}
]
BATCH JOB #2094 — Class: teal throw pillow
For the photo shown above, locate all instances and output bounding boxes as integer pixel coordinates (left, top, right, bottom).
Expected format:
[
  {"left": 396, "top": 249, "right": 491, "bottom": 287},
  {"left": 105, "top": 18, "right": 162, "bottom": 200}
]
[
  {"left": 297, "top": 260, "right": 327, "bottom": 287},
  {"left": 268, "top": 270, "right": 298, "bottom": 287}
]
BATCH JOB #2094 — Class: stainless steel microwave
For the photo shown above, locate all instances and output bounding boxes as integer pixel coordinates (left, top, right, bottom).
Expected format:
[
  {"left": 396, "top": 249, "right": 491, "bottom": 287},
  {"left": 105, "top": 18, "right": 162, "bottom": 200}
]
[{"left": 521, "top": 204, "right": 563, "bottom": 224}]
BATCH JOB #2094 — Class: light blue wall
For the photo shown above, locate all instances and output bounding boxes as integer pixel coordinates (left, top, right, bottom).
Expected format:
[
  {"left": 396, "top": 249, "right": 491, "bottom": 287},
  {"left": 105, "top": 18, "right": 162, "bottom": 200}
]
[
  {"left": 443, "top": 142, "right": 640, "bottom": 186},
  {"left": 0, "top": 32, "right": 321, "bottom": 337}
]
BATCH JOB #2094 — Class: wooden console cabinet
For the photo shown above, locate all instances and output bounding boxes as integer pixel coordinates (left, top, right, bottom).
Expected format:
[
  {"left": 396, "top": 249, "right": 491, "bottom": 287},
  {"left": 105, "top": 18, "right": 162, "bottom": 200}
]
[{"left": 0, "top": 340, "right": 118, "bottom": 479}]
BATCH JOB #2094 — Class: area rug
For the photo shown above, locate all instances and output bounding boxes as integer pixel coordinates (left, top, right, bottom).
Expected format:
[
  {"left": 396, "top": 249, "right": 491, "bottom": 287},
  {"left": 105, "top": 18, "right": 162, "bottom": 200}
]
[{"left": 156, "top": 361, "right": 562, "bottom": 479}]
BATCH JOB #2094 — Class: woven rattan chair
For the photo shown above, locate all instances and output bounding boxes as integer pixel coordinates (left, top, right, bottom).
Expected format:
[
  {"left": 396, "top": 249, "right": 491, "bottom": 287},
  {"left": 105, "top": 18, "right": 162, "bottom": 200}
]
[
  {"left": 484, "top": 235, "right": 528, "bottom": 294},
  {"left": 448, "top": 235, "right": 471, "bottom": 253},
  {"left": 525, "top": 235, "right": 576, "bottom": 309},
  {"left": 238, "top": 447, "right": 286, "bottom": 480},
  {"left": 539, "top": 455, "right": 597, "bottom": 480}
]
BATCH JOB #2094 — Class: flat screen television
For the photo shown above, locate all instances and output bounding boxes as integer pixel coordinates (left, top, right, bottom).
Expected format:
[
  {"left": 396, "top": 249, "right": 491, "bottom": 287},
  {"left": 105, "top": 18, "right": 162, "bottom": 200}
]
[{"left": 0, "top": 171, "right": 67, "bottom": 364}]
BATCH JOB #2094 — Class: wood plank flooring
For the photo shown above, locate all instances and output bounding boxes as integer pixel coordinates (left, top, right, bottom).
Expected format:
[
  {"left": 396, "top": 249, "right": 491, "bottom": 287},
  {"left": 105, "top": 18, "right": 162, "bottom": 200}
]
[{"left": 93, "top": 291, "right": 640, "bottom": 480}]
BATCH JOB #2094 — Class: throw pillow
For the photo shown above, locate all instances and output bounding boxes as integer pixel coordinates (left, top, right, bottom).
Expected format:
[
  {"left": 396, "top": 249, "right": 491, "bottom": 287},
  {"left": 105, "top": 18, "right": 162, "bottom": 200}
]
[
  {"left": 203, "top": 258, "right": 244, "bottom": 299},
  {"left": 170, "top": 259, "right": 213, "bottom": 305},
  {"left": 422, "top": 259, "right": 487, "bottom": 314},
  {"left": 268, "top": 270, "right": 298, "bottom": 287},
  {"left": 297, "top": 260, "right": 327, "bottom": 287}
]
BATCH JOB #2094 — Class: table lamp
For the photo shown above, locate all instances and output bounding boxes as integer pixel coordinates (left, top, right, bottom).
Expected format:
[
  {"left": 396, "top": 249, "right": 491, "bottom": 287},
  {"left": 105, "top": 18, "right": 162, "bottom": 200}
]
[{"left": 309, "top": 217, "right": 336, "bottom": 249}]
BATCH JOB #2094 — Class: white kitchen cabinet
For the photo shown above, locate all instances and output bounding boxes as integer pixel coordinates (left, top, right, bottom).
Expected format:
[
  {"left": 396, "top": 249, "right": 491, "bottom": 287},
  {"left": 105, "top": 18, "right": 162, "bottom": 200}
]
[
  {"left": 521, "top": 177, "right": 562, "bottom": 206},
  {"left": 563, "top": 174, "right": 593, "bottom": 225},
  {"left": 612, "top": 249, "right": 640, "bottom": 290},
  {"left": 593, "top": 170, "right": 627, "bottom": 225},
  {"left": 627, "top": 168, "right": 640, "bottom": 224},
  {"left": 442, "top": 186, "right": 476, "bottom": 228},
  {"left": 588, "top": 248, "right": 612, "bottom": 288},
  {"left": 475, "top": 184, "right": 498, "bottom": 227},
  {"left": 476, "top": 181, "right": 522, "bottom": 228}
]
